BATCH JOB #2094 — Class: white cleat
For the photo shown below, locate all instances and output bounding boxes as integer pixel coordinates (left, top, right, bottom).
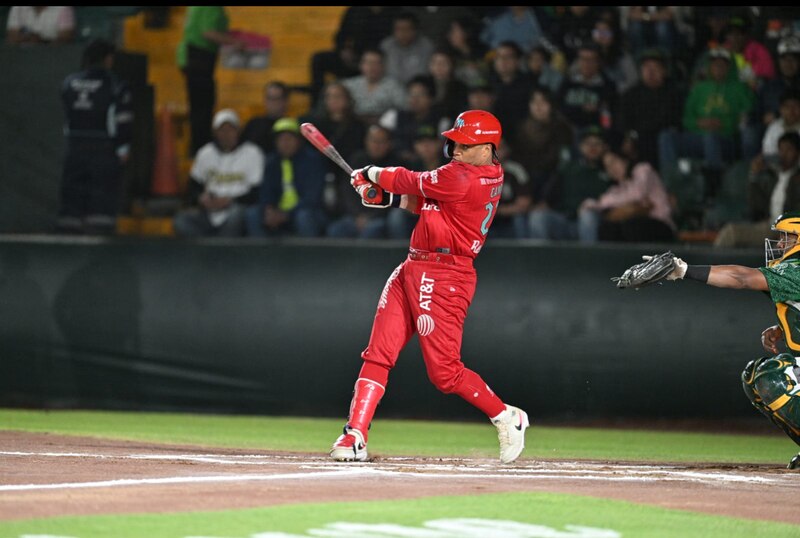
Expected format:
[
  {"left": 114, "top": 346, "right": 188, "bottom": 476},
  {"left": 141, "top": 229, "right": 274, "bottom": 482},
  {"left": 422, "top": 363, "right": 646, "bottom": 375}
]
[
  {"left": 330, "top": 426, "right": 368, "bottom": 462},
  {"left": 492, "top": 405, "right": 530, "bottom": 464}
]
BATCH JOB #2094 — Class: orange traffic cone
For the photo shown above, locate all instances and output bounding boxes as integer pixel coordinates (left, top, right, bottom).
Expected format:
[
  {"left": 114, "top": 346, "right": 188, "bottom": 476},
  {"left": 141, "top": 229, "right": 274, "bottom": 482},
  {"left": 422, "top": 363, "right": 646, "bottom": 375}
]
[{"left": 151, "top": 107, "right": 179, "bottom": 196}]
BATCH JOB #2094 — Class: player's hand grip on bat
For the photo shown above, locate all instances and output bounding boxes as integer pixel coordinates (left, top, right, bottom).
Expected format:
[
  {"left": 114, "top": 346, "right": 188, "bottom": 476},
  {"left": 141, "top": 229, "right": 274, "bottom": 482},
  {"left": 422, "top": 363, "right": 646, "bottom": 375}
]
[{"left": 350, "top": 166, "right": 393, "bottom": 208}]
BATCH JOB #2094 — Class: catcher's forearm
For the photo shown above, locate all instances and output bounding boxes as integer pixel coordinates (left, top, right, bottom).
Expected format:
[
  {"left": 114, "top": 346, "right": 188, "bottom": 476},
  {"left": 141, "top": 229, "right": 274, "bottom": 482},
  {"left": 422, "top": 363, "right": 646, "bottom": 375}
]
[{"left": 705, "top": 265, "right": 768, "bottom": 290}]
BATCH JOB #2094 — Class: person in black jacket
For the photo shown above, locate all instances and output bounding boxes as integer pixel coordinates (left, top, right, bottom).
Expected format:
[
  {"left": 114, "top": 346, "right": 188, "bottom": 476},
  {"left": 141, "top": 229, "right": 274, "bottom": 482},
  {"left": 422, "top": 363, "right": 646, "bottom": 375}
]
[
  {"left": 57, "top": 39, "right": 133, "bottom": 235},
  {"left": 616, "top": 49, "right": 683, "bottom": 170}
]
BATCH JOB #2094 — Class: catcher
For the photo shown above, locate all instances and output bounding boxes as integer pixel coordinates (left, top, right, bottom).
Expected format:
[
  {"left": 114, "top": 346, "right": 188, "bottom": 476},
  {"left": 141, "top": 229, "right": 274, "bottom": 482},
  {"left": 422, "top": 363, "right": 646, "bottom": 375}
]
[{"left": 614, "top": 212, "right": 800, "bottom": 468}]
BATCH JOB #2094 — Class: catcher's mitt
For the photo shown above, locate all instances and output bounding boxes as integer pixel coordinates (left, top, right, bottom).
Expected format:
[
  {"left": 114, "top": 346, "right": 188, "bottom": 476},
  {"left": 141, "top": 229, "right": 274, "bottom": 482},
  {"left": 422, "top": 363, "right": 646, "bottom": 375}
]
[{"left": 611, "top": 251, "right": 678, "bottom": 289}]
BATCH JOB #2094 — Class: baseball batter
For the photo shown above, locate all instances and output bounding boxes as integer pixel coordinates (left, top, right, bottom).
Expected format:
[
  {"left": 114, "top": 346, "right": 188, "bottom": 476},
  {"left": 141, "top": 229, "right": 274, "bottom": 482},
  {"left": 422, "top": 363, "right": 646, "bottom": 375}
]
[
  {"left": 330, "top": 110, "right": 529, "bottom": 464},
  {"left": 626, "top": 212, "right": 800, "bottom": 468}
]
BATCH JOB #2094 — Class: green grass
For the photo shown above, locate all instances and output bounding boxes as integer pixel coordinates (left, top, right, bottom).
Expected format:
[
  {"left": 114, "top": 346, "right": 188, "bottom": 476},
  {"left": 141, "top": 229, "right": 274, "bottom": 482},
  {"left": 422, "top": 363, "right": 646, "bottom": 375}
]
[
  {"left": 0, "top": 408, "right": 795, "bottom": 464},
  {"left": 1, "top": 492, "right": 799, "bottom": 538}
]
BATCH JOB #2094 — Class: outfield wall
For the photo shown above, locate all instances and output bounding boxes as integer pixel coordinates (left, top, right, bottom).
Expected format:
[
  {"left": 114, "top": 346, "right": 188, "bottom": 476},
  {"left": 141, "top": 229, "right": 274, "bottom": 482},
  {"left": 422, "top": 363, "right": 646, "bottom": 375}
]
[{"left": 0, "top": 236, "right": 773, "bottom": 421}]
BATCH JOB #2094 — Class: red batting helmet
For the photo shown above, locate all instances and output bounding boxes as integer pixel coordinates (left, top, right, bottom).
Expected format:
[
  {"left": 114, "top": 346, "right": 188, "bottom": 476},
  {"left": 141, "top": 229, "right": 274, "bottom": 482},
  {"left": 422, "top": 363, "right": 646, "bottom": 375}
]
[{"left": 441, "top": 110, "right": 502, "bottom": 148}]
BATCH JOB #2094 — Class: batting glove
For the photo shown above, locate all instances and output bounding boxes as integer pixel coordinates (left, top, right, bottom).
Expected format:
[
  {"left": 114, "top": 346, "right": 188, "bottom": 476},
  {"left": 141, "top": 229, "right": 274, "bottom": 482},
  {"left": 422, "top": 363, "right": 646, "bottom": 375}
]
[{"left": 350, "top": 167, "right": 393, "bottom": 208}]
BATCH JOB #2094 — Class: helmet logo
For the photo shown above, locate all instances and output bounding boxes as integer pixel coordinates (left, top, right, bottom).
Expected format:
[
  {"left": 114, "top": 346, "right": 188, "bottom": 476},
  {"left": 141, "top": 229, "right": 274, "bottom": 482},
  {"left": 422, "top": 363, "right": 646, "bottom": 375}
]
[
  {"left": 475, "top": 129, "right": 482, "bottom": 134},
  {"left": 455, "top": 118, "right": 465, "bottom": 128}
]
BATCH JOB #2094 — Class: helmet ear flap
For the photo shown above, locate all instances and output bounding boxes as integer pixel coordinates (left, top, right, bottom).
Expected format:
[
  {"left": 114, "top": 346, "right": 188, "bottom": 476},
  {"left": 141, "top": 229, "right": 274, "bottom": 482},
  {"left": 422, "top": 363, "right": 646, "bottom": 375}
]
[{"left": 443, "top": 139, "right": 455, "bottom": 158}]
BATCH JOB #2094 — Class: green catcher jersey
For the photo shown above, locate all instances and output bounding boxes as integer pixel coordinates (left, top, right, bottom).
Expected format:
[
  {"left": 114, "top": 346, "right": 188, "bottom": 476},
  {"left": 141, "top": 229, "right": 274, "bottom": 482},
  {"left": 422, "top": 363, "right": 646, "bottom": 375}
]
[{"left": 760, "top": 257, "right": 800, "bottom": 351}]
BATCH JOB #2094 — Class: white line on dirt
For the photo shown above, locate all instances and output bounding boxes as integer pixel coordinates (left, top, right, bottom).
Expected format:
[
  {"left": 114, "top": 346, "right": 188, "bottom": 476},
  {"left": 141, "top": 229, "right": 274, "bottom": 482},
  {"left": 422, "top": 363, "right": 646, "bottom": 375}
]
[{"left": 0, "top": 451, "right": 793, "bottom": 490}]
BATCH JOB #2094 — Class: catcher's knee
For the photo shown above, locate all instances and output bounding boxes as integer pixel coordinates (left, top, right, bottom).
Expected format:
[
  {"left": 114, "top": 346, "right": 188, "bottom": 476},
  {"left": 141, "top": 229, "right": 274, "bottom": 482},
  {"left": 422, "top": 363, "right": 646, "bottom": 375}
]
[{"left": 742, "top": 354, "right": 800, "bottom": 445}]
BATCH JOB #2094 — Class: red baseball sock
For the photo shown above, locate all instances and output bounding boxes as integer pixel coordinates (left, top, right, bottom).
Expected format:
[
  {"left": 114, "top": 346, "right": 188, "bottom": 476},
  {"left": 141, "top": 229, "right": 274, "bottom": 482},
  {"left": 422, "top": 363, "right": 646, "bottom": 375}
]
[
  {"left": 346, "top": 361, "right": 389, "bottom": 440},
  {"left": 452, "top": 368, "right": 506, "bottom": 418}
]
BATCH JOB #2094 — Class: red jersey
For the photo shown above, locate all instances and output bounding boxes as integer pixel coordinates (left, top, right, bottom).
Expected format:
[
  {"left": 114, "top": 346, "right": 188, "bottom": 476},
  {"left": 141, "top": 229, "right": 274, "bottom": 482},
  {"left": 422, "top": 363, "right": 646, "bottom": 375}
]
[{"left": 378, "top": 160, "right": 504, "bottom": 259}]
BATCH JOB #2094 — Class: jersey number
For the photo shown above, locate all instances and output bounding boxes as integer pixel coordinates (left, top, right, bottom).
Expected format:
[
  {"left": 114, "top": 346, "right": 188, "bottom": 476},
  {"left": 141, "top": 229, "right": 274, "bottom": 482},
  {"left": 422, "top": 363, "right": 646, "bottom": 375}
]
[{"left": 480, "top": 202, "right": 496, "bottom": 236}]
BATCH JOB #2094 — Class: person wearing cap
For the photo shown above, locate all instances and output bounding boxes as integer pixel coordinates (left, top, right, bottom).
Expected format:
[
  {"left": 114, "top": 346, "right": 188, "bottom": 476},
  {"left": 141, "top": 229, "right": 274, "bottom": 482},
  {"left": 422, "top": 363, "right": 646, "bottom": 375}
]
[
  {"left": 660, "top": 46, "right": 754, "bottom": 196},
  {"left": 56, "top": 38, "right": 132, "bottom": 235},
  {"left": 617, "top": 48, "right": 683, "bottom": 170},
  {"left": 173, "top": 109, "right": 264, "bottom": 237},
  {"left": 245, "top": 117, "right": 326, "bottom": 237}
]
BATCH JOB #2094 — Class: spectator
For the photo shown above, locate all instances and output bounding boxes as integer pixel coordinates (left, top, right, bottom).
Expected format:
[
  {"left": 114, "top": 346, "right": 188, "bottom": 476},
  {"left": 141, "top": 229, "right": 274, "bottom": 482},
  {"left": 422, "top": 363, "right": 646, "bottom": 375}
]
[
  {"left": 558, "top": 43, "right": 617, "bottom": 133},
  {"left": 759, "top": 35, "right": 800, "bottom": 128},
  {"left": 299, "top": 81, "right": 366, "bottom": 222},
  {"left": 177, "top": 6, "right": 245, "bottom": 155},
  {"left": 241, "top": 81, "right": 290, "bottom": 155},
  {"left": 511, "top": 88, "right": 574, "bottom": 202},
  {"left": 617, "top": 49, "right": 683, "bottom": 170},
  {"left": 173, "top": 109, "right": 263, "bottom": 237},
  {"left": 326, "top": 124, "right": 401, "bottom": 239},
  {"left": 584, "top": 18, "right": 638, "bottom": 94},
  {"left": 488, "top": 41, "right": 536, "bottom": 139},
  {"left": 401, "top": 6, "right": 464, "bottom": 49},
  {"left": 56, "top": 39, "right": 132, "bottom": 235},
  {"left": 691, "top": 7, "right": 733, "bottom": 62},
  {"left": 528, "top": 126, "right": 609, "bottom": 241},
  {"left": 379, "top": 75, "right": 449, "bottom": 163},
  {"left": 480, "top": 6, "right": 545, "bottom": 54},
  {"left": 245, "top": 118, "right": 326, "bottom": 237},
  {"left": 660, "top": 47, "right": 755, "bottom": 195},
  {"left": 526, "top": 44, "right": 564, "bottom": 95},
  {"left": 490, "top": 138, "right": 533, "bottom": 239},
  {"left": 379, "top": 11, "right": 434, "bottom": 86},
  {"left": 715, "top": 131, "right": 800, "bottom": 247},
  {"left": 5, "top": 6, "right": 74, "bottom": 44},
  {"left": 621, "top": 7, "right": 682, "bottom": 55},
  {"left": 762, "top": 90, "right": 800, "bottom": 165},
  {"left": 552, "top": 6, "right": 602, "bottom": 64},
  {"left": 308, "top": 7, "right": 400, "bottom": 106},
  {"left": 425, "top": 49, "right": 469, "bottom": 120},
  {"left": 440, "top": 16, "right": 489, "bottom": 87},
  {"left": 466, "top": 83, "right": 496, "bottom": 114},
  {"left": 581, "top": 149, "right": 676, "bottom": 243},
  {"left": 341, "top": 49, "right": 406, "bottom": 125},
  {"left": 723, "top": 14, "right": 775, "bottom": 91},
  {"left": 734, "top": 16, "right": 777, "bottom": 161},
  {"left": 405, "top": 125, "right": 446, "bottom": 171}
]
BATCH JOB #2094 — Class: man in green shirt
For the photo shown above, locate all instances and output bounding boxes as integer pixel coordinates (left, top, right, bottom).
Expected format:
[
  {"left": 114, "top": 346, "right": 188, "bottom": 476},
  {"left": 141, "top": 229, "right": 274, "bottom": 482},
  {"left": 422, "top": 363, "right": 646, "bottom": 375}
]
[
  {"left": 653, "top": 212, "right": 800, "bottom": 468},
  {"left": 177, "top": 6, "right": 242, "bottom": 155},
  {"left": 659, "top": 47, "right": 754, "bottom": 197}
]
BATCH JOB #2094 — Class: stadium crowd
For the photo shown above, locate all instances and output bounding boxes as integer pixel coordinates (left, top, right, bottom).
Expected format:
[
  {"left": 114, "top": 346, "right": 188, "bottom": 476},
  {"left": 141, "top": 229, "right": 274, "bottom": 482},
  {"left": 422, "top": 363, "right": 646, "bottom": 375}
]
[{"left": 13, "top": 6, "right": 800, "bottom": 245}]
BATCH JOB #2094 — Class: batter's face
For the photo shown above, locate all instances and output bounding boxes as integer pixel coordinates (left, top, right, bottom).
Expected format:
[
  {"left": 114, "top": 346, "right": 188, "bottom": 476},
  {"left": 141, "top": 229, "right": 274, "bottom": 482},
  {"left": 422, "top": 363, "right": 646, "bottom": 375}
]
[{"left": 452, "top": 142, "right": 492, "bottom": 165}]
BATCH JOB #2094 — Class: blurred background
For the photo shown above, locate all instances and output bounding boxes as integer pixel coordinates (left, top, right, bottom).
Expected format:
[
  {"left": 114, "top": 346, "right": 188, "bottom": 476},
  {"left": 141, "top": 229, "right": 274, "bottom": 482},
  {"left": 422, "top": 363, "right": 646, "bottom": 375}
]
[{"left": 1, "top": 6, "right": 798, "bottom": 427}]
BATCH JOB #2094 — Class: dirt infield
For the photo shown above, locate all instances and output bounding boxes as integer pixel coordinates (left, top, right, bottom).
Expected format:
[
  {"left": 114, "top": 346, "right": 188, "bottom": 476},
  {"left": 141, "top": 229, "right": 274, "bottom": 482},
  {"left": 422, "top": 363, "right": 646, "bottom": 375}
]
[{"left": 1, "top": 431, "right": 799, "bottom": 525}]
